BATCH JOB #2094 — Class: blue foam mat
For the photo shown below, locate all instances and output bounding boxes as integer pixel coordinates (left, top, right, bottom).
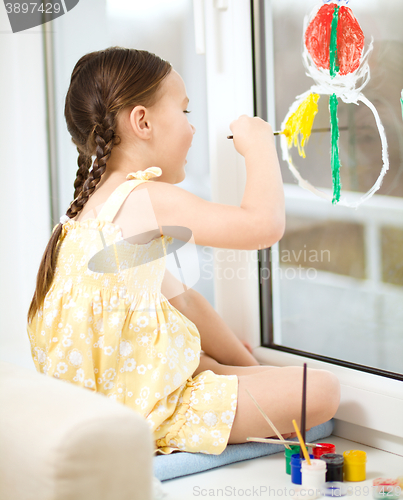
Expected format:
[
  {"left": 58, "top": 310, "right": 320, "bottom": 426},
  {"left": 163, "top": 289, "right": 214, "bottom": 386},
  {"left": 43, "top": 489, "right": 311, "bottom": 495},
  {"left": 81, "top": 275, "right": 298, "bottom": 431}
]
[{"left": 154, "top": 419, "right": 335, "bottom": 481}]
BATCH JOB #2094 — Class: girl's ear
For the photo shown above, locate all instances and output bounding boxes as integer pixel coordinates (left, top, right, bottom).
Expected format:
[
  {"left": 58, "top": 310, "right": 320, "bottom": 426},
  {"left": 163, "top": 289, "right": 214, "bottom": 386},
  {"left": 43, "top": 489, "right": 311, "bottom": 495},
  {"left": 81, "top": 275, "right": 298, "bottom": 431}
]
[{"left": 129, "top": 105, "right": 152, "bottom": 139}]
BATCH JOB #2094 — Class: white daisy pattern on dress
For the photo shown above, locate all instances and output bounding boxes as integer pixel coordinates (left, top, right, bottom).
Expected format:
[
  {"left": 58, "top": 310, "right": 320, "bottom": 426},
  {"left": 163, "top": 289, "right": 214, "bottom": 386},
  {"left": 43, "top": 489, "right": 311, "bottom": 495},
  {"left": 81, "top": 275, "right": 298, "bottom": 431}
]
[{"left": 27, "top": 169, "right": 238, "bottom": 455}]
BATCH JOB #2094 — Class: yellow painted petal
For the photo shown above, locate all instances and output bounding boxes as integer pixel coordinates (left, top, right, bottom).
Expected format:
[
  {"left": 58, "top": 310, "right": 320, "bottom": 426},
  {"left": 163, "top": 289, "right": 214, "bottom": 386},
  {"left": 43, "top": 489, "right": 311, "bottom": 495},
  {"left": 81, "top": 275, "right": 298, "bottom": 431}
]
[{"left": 283, "top": 93, "right": 320, "bottom": 158}]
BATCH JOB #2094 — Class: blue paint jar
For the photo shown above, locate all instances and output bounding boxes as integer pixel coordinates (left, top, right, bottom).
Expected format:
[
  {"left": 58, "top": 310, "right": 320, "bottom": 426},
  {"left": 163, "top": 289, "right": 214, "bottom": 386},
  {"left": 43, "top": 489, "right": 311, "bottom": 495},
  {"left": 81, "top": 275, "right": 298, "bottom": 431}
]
[{"left": 291, "top": 453, "right": 315, "bottom": 485}]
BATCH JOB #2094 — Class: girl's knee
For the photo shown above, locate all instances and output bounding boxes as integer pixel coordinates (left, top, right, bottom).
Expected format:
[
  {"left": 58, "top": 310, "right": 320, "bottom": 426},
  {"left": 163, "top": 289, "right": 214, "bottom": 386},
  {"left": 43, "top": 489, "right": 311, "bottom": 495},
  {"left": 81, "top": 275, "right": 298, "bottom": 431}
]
[
  {"left": 310, "top": 369, "right": 341, "bottom": 420},
  {"left": 325, "top": 370, "right": 341, "bottom": 415}
]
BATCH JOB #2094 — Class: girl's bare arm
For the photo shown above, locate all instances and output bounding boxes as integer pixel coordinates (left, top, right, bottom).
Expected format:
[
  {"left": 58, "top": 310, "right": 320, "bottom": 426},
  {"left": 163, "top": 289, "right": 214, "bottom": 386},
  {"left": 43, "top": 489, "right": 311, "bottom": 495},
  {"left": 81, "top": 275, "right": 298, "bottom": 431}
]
[
  {"left": 172, "top": 287, "right": 260, "bottom": 367},
  {"left": 145, "top": 119, "right": 285, "bottom": 250}
]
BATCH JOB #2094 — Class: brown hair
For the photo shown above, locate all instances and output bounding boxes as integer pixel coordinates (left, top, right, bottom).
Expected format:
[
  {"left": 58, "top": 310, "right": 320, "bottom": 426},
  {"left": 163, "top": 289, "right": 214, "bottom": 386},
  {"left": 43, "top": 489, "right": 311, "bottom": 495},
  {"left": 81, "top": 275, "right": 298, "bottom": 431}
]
[{"left": 27, "top": 47, "right": 172, "bottom": 324}]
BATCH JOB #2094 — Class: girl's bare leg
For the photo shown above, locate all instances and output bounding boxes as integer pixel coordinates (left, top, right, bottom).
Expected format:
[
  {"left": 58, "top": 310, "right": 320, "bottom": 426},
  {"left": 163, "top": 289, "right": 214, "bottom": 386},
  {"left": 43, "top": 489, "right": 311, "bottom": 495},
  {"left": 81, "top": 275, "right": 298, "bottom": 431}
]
[
  {"left": 192, "top": 353, "right": 340, "bottom": 443},
  {"left": 228, "top": 366, "right": 340, "bottom": 444}
]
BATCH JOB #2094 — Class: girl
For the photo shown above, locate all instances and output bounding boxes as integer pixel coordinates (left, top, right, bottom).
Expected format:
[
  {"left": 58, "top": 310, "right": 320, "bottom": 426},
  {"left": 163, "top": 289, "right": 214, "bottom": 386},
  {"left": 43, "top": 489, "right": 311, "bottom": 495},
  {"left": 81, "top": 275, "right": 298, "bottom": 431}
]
[{"left": 27, "top": 47, "right": 340, "bottom": 456}]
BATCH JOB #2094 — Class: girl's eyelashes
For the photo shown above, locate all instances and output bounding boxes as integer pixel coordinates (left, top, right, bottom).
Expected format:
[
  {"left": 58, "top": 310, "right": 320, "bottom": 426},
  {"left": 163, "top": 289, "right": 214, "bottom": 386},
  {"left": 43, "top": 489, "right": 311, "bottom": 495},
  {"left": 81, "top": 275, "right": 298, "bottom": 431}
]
[{"left": 184, "top": 110, "right": 191, "bottom": 114}]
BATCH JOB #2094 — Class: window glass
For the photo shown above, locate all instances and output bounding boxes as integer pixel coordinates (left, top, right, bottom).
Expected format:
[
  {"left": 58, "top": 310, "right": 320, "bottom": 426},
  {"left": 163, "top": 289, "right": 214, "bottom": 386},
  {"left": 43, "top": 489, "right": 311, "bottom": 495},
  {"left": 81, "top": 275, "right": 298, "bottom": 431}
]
[{"left": 268, "top": 0, "right": 403, "bottom": 375}]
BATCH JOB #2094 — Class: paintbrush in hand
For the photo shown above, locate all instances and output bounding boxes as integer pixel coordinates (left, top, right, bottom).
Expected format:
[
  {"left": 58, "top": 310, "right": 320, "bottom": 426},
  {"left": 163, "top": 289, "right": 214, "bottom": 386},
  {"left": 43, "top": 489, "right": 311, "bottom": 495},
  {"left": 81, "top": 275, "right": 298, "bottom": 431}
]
[{"left": 227, "top": 126, "right": 347, "bottom": 139}]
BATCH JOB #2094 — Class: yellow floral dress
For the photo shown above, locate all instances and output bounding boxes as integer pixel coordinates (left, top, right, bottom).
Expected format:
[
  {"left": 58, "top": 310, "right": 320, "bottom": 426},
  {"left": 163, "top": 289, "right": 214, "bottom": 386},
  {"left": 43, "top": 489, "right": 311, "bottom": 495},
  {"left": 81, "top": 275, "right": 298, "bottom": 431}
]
[{"left": 27, "top": 166, "right": 238, "bottom": 455}]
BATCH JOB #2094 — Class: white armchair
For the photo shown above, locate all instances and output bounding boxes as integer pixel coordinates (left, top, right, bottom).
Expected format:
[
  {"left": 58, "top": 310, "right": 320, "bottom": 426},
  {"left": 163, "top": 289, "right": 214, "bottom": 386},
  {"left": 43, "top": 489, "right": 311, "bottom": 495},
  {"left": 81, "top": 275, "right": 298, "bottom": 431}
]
[{"left": 0, "top": 360, "right": 154, "bottom": 500}]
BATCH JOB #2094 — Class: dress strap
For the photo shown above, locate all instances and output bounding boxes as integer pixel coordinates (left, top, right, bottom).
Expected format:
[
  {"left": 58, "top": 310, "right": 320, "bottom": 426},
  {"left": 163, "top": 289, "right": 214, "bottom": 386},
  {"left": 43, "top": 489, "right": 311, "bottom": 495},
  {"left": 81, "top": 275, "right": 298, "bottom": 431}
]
[{"left": 95, "top": 166, "right": 162, "bottom": 223}]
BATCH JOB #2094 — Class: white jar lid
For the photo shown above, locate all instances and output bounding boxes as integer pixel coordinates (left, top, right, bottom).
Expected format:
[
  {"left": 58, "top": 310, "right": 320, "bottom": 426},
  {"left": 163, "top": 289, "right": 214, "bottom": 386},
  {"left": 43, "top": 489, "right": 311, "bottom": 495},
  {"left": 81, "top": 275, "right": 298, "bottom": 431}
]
[{"left": 301, "top": 459, "right": 327, "bottom": 471}]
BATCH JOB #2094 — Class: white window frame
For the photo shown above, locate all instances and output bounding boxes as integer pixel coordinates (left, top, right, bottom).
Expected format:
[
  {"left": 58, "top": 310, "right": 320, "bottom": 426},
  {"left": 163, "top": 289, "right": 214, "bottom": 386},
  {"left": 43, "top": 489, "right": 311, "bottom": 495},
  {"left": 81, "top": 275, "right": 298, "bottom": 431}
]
[{"left": 201, "top": 0, "right": 403, "bottom": 454}]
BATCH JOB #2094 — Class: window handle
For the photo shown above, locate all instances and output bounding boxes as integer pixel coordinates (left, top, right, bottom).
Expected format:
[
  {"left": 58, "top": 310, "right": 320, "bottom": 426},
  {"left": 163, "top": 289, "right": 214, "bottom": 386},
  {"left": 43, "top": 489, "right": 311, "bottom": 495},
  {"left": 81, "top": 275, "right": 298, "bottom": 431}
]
[
  {"left": 193, "top": 0, "right": 205, "bottom": 54},
  {"left": 193, "top": 0, "right": 229, "bottom": 55},
  {"left": 215, "top": 0, "right": 228, "bottom": 10}
]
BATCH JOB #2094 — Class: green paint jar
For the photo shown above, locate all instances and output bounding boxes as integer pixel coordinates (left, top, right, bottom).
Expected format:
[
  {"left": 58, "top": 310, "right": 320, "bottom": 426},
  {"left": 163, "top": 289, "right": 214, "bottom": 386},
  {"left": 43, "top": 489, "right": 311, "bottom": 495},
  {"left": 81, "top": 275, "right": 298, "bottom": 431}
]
[{"left": 285, "top": 445, "right": 301, "bottom": 474}]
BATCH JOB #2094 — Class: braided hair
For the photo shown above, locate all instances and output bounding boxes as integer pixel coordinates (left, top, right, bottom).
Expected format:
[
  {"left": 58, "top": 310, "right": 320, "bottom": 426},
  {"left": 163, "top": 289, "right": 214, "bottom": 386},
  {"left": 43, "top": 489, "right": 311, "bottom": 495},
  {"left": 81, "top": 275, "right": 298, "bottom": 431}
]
[{"left": 27, "top": 47, "right": 172, "bottom": 323}]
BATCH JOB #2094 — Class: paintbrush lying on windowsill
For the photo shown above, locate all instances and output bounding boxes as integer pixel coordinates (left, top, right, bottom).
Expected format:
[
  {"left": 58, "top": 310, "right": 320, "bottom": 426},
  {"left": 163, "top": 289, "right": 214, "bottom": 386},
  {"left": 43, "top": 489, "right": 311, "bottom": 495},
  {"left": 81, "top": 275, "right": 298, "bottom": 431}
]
[{"left": 246, "top": 437, "right": 317, "bottom": 447}]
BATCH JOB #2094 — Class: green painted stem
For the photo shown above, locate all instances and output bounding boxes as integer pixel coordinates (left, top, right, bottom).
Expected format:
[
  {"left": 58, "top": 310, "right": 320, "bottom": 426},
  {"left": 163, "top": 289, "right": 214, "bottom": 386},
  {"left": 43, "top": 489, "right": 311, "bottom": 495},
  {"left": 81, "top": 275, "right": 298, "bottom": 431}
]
[
  {"left": 329, "top": 6, "right": 340, "bottom": 78},
  {"left": 329, "top": 94, "right": 342, "bottom": 204}
]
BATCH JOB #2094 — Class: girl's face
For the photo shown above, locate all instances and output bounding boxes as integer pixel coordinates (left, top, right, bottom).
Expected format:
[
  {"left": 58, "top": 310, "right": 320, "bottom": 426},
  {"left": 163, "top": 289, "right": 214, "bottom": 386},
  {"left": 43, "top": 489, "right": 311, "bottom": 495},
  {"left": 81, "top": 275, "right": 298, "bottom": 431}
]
[
  {"left": 111, "top": 69, "right": 195, "bottom": 184},
  {"left": 146, "top": 69, "right": 196, "bottom": 183}
]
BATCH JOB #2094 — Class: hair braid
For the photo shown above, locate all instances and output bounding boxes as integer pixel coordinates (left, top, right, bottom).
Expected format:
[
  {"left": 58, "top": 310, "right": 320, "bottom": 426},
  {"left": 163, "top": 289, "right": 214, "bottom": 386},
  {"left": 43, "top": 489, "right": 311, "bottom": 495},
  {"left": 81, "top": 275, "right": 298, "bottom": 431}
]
[
  {"left": 73, "top": 146, "right": 93, "bottom": 200},
  {"left": 27, "top": 47, "right": 172, "bottom": 324},
  {"left": 66, "top": 113, "right": 119, "bottom": 220}
]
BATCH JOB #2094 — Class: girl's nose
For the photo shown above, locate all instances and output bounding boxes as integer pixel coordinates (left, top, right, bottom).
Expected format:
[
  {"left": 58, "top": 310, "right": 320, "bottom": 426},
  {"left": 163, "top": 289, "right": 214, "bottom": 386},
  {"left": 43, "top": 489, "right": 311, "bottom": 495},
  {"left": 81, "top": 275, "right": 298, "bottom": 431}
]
[{"left": 191, "top": 123, "right": 196, "bottom": 134}]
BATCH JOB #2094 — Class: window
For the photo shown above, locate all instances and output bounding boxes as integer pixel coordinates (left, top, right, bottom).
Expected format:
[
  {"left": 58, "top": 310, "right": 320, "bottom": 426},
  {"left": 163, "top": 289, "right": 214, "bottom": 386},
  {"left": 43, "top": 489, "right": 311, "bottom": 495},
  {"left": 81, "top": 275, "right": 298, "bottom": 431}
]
[
  {"left": 255, "top": 0, "right": 403, "bottom": 381},
  {"left": 203, "top": 0, "right": 403, "bottom": 447}
]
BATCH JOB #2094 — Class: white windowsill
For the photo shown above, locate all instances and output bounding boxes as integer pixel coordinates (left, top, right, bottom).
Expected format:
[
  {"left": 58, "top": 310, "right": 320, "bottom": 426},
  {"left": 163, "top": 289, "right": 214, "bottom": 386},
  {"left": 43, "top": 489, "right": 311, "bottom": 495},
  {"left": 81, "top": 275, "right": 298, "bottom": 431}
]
[
  {"left": 162, "top": 435, "right": 403, "bottom": 499},
  {"left": 254, "top": 347, "right": 403, "bottom": 455}
]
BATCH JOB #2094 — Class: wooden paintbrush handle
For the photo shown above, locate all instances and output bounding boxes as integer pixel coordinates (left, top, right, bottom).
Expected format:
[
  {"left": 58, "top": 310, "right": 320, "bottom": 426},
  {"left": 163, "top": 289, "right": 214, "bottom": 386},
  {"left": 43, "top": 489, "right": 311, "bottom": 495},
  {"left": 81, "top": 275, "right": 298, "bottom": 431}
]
[{"left": 227, "top": 127, "right": 347, "bottom": 139}]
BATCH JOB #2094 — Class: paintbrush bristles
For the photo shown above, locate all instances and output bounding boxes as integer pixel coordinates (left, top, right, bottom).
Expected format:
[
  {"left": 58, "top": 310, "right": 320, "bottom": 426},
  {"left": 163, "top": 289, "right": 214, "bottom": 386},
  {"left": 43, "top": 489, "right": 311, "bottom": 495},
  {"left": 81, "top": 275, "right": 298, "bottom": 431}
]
[{"left": 245, "top": 388, "right": 292, "bottom": 451}]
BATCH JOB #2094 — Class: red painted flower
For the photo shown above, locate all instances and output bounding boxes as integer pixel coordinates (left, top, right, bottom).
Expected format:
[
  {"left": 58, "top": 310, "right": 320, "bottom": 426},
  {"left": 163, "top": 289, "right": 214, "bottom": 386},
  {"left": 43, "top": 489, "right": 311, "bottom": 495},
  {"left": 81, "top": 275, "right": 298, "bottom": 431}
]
[{"left": 305, "top": 3, "right": 365, "bottom": 76}]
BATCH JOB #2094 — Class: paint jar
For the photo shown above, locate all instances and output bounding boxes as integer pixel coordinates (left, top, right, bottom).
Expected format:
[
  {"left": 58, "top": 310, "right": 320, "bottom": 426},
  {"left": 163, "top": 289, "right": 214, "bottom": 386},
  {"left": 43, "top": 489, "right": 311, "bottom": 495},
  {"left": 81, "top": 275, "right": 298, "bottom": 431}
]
[
  {"left": 320, "top": 453, "right": 344, "bottom": 482},
  {"left": 285, "top": 445, "right": 301, "bottom": 475},
  {"left": 291, "top": 453, "right": 315, "bottom": 485},
  {"left": 301, "top": 459, "right": 327, "bottom": 489},
  {"left": 343, "top": 450, "right": 366, "bottom": 481},
  {"left": 313, "top": 442, "right": 336, "bottom": 459},
  {"left": 372, "top": 478, "right": 401, "bottom": 500}
]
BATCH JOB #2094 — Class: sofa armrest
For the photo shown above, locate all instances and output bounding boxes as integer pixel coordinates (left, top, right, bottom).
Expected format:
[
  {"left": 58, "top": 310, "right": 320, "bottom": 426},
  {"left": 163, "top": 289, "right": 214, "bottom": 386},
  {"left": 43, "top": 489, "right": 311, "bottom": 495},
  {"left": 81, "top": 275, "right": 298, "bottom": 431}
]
[{"left": 0, "top": 361, "right": 153, "bottom": 500}]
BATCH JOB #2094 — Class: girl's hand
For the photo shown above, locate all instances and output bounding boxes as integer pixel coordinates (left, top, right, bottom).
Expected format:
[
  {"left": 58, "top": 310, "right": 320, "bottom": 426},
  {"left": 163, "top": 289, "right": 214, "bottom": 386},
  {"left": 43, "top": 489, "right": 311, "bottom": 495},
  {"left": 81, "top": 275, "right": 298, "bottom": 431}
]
[
  {"left": 282, "top": 432, "right": 297, "bottom": 440},
  {"left": 282, "top": 429, "right": 312, "bottom": 440},
  {"left": 229, "top": 115, "right": 274, "bottom": 158},
  {"left": 241, "top": 340, "right": 253, "bottom": 354},
  {"left": 240, "top": 340, "right": 261, "bottom": 366}
]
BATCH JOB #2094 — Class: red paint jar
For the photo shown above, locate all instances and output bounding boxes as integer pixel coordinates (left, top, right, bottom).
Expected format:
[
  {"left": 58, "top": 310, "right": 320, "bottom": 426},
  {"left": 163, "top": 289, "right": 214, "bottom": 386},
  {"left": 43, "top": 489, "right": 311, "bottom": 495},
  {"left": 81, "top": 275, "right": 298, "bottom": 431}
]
[{"left": 313, "top": 443, "right": 336, "bottom": 459}]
